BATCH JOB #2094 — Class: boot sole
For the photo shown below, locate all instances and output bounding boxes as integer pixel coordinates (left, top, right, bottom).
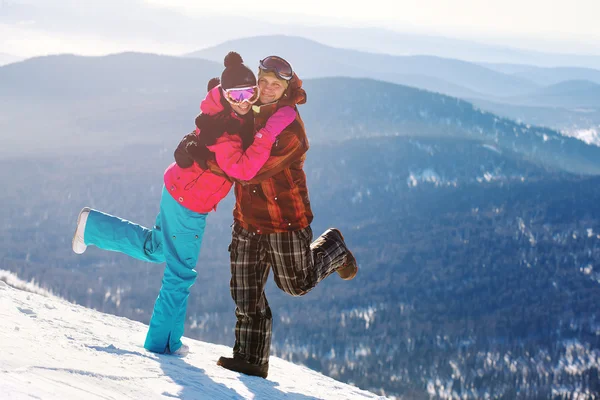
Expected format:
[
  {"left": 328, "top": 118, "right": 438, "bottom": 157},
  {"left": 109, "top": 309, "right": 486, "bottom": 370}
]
[
  {"left": 72, "top": 207, "right": 91, "bottom": 254},
  {"left": 338, "top": 251, "right": 358, "bottom": 280},
  {"left": 331, "top": 228, "right": 358, "bottom": 280},
  {"left": 217, "top": 356, "right": 268, "bottom": 378}
]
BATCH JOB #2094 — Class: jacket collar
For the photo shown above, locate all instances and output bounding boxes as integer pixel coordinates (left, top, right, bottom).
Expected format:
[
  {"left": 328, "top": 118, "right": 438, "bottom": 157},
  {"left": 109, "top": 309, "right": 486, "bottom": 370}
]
[{"left": 279, "top": 73, "right": 306, "bottom": 107}]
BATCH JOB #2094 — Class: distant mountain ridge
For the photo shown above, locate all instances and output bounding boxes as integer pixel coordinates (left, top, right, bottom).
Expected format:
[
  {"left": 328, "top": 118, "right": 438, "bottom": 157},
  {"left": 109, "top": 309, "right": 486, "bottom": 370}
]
[
  {"left": 0, "top": 53, "right": 22, "bottom": 66},
  {"left": 0, "top": 52, "right": 222, "bottom": 98},
  {"left": 186, "top": 35, "right": 539, "bottom": 98},
  {"left": 511, "top": 65, "right": 600, "bottom": 86},
  {"left": 499, "top": 79, "right": 600, "bottom": 109},
  {"left": 275, "top": 25, "right": 600, "bottom": 69},
  {"left": 185, "top": 35, "right": 600, "bottom": 131},
  {"left": 300, "top": 77, "right": 600, "bottom": 175},
  {"left": 533, "top": 79, "right": 600, "bottom": 100},
  {"left": 9, "top": 35, "right": 600, "bottom": 136},
  {"left": 2, "top": 52, "right": 600, "bottom": 175}
]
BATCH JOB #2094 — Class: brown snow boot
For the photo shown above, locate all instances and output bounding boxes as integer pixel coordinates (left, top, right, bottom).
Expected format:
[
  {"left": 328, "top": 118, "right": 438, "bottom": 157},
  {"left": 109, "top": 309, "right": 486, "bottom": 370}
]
[
  {"left": 330, "top": 228, "right": 358, "bottom": 280},
  {"left": 217, "top": 355, "right": 269, "bottom": 379}
]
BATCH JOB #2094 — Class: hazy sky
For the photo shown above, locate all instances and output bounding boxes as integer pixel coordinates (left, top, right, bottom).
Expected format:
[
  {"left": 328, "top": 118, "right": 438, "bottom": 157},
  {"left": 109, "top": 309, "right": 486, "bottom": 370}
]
[
  {"left": 147, "top": 0, "right": 599, "bottom": 38},
  {"left": 1, "top": 0, "right": 599, "bottom": 58}
]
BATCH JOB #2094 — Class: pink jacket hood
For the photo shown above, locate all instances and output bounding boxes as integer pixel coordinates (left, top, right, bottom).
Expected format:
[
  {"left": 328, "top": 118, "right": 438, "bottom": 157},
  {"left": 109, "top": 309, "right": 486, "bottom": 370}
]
[{"left": 201, "top": 86, "right": 227, "bottom": 115}]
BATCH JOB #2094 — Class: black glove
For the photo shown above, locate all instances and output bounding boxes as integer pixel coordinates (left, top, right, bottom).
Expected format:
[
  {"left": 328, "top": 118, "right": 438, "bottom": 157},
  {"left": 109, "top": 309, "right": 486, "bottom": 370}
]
[
  {"left": 174, "top": 132, "right": 197, "bottom": 168},
  {"left": 185, "top": 139, "right": 214, "bottom": 170},
  {"left": 181, "top": 111, "right": 246, "bottom": 171},
  {"left": 195, "top": 112, "right": 243, "bottom": 136}
]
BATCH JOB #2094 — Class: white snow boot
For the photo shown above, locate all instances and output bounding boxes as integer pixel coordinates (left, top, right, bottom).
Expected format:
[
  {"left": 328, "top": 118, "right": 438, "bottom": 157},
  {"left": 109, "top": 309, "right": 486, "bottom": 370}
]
[
  {"left": 72, "top": 207, "right": 91, "bottom": 254},
  {"left": 169, "top": 343, "right": 189, "bottom": 357}
]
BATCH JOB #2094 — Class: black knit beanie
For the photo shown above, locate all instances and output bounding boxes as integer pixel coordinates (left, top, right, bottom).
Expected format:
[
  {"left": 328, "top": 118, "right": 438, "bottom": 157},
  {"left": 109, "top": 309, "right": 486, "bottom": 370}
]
[{"left": 220, "top": 52, "right": 256, "bottom": 90}]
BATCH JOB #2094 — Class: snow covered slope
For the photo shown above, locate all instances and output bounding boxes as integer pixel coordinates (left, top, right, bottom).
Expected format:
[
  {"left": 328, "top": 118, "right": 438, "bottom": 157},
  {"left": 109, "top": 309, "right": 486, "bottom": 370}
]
[{"left": 0, "top": 274, "right": 386, "bottom": 399}]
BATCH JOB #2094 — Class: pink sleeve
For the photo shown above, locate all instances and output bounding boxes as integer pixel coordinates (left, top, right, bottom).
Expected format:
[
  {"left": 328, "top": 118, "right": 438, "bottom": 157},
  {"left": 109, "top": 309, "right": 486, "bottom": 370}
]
[{"left": 206, "top": 133, "right": 276, "bottom": 181}]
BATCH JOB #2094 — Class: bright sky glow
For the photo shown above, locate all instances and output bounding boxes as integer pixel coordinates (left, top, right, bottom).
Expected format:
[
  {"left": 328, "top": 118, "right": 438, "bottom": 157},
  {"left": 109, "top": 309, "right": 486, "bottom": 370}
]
[
  {"left": 145, "top": 0, "right": 600, "bottom": 38},
  {"left": 1, "top": 0, "right": 599, "bottom": 58}
]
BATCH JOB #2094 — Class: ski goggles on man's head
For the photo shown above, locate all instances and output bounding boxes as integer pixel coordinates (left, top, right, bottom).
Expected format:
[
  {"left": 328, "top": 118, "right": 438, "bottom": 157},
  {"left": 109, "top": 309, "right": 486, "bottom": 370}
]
[
  {"left": 223, "top": 85, "right": 260, "bottom": 105},
  {"left": 259, "top": 56, "right": 293, "bottom": 81}
]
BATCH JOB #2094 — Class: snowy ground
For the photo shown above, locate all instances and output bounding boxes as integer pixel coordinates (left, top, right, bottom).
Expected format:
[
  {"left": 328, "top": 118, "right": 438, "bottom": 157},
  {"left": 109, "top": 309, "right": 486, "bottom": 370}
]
[{"left": 0, "top": 274, "right": 386, "bottom": 400}]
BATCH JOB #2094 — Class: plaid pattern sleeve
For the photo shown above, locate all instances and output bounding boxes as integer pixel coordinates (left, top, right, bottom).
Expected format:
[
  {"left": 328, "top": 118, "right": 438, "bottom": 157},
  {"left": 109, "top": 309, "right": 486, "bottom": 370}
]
[{"left": 244, "top": 122, "right": 308, "bottom": 184}]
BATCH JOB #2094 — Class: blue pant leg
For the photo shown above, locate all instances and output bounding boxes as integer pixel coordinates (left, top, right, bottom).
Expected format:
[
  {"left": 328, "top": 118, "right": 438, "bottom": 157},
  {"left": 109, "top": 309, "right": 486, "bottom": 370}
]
[
  {"left": 84, "top": 208, "right": 165, "bottom": 263},
  {"left": 144, "top": 187, "right": 207, "bottom": 354}
]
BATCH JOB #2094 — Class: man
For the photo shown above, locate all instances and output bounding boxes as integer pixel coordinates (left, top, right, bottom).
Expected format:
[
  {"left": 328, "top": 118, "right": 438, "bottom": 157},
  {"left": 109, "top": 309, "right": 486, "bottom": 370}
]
[{"left": 213, "top": 55, "right": 358, "bottom": 379}]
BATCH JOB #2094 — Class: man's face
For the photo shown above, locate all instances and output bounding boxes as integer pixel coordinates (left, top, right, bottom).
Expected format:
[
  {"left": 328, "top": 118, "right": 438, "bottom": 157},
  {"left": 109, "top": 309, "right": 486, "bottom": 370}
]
[{"left": 258, "top": 74, "right": 286, "bottom": 104}]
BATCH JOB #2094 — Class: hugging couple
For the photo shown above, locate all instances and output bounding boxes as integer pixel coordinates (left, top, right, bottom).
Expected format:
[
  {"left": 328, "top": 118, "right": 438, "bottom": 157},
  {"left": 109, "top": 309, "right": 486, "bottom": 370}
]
[{"left": 72, "top": 51, "right": 358, "bottom": 379}]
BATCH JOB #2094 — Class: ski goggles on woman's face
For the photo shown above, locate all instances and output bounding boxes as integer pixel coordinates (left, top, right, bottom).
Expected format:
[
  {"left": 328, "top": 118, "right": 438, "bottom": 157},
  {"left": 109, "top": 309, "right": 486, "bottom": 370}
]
[
  {"left": 223, "top": 85, "right": 260, "bottom": 105},
  {"left": 259, "top": 56, "right": 293, "bottom": 81}
]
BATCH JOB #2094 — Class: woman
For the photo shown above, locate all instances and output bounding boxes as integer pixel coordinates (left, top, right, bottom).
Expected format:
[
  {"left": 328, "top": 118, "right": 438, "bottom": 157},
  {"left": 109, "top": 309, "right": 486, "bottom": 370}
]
[{"left": 71, "top": 52, "right": 296, "bottom": 356}]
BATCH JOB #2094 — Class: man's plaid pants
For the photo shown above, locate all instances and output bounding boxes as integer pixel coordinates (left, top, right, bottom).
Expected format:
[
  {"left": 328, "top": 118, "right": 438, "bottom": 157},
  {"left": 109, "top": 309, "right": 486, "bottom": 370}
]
[{"left": 228, "top": 223, "right": 349, "bottom": 365}]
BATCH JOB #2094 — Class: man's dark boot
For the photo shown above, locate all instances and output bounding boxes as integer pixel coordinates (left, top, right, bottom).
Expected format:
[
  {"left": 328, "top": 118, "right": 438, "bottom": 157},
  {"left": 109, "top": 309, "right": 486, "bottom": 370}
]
[
  {"left": 217, "top": 355, "right": 269, "bottom": 378},
  {"left": 330, "top": 228, "right": 358, "bottom": 280}
]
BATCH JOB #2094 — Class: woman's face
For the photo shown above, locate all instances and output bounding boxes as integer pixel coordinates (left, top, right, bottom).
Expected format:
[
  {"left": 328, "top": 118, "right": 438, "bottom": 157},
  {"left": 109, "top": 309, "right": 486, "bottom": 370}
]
[
  {"left": 230, "top": 101, "right": 252, "bottom": 115},
  {"left": 258, "top": 74, "right": 286, "bottom": 104}
]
